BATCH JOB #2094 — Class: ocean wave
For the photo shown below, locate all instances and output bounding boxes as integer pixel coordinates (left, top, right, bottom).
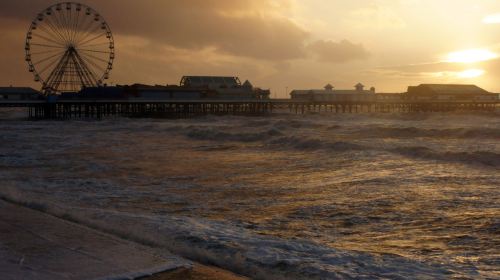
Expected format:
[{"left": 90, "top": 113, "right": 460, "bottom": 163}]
[
  {"left": 392, "top": 146, "right": 500, "bottom": 167},
  {"left": 269, "top": 136, "right": 363, "bottom": 151},
  {"left": 358, "top": 126, "right": 500, "bottom": 139},
  {"left": 0, "top": 153, "right": 41, "bottom": 168},
  {"left": 367, "top": 111, "right": 500, "bottom": 122},
  {"left": 272, "top": 119, "right": 327, "bottom": 130},
  {"left": 186, "top": 128, "right": 283, "bottom": 142},
  {"left": 479, "top": 219, "right": 500, "bottom": 235},
  {"left": 195, "top": 144, "right": 239, "bottom": 151},
  {"left": 30, "top": 206, "right": 456, "bottom": 280},
  {"left": 244, "top": 120, "right": 273, "bottom": 127}
]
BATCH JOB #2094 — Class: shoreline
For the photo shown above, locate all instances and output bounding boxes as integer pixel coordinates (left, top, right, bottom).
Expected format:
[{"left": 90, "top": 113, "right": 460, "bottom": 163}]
[
  {"left": 142, "top": 265, "right": 248, "bottom": 280},
  {"left": 0, "top": 198, "right": 247, "bottom": 280}
]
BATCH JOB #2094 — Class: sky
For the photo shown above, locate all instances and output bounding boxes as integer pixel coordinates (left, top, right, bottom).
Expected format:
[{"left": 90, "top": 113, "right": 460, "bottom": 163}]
[{"left": 2, "top": 0, "right": 500, "bottom": 97}]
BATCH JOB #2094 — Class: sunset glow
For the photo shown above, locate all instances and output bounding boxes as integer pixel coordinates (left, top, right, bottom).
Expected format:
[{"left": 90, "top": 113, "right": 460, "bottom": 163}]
[
  {"left": 482, "top": 13, "right": 500, "bottom": 24},
  {"left": 457, "top": 69, "right": 486, "bottom": 78},
  {"left": 446, "top": 49, "right": 498, "bottom": 64},
  {"left": 2, "top": 0, "right": 500, "bottom": 93}
]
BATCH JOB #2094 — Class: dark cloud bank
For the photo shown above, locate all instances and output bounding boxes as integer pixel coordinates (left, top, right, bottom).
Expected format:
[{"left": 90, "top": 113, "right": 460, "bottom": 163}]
[{"left": 0, "top": 0, "right": 369, "bottom": 63}]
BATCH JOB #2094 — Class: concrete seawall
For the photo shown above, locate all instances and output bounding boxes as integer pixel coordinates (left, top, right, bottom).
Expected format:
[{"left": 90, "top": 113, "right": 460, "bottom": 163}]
[{"left": 0, "top": 199, "right": 189, "bottom": 280}]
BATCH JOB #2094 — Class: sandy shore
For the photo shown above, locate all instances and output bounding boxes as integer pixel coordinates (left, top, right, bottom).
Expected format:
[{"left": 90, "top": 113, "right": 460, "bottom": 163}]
[{"left": 142, "top": 264, "right": 249, "bottom": 280}]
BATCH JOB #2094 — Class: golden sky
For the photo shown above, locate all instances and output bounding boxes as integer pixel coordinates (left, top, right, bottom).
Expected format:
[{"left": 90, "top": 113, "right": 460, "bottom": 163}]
[{"left": 2, "top": 0, "right": 500, "bottom": 97}]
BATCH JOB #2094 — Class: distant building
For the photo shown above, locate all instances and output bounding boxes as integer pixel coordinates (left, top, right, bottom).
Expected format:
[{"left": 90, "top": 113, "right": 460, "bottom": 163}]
[
  {"left": 0, "top": 87, "right": 41, "bottom": 100},
  {"left": 180, "top": 76, "right": 270, "bottom": 100},
  {"left": 405, "top": 84, "right": 498, "bottom": 101},
  {"left": 290, "top": 83, "right": 376, "bottom": 102}
]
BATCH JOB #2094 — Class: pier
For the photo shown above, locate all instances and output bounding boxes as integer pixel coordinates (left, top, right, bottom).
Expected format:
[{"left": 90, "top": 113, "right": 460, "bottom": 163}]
[{"left": 0, "top": 99, "right": 498, "bottom": 120}]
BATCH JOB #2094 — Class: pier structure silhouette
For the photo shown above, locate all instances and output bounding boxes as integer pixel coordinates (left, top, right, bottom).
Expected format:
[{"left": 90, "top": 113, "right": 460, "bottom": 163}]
[{"left": 0, "top": 99, "right": 498, "bottom": 119}]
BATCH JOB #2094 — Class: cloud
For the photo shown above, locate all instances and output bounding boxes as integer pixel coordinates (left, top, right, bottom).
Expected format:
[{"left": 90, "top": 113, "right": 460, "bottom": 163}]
[
  {"left": 0, "top": 0, "right": 310, "bottom": 61},
  {"left": 104, "top": 0, "right": 310, "bottom": 61},
  {"left": 373, "top": 58, "right": 500, "bottom": 84},
  {"left": 307, "top": 40, "right": 369, "bottom": 63},
  {"left": 0, "top": 0, "right": 373, "bottom": 93},
  {"left": 378, "top": 61, "right": 465, "bottom": 74},
  {"left": 344, "top": 5, "right": 406, "bottom": 30},
  {"left": 112, "top": 34, "right": 269, "bottom": 85},
  {"left": 0, "top": 18, "right": 35, "bottom": 87}
]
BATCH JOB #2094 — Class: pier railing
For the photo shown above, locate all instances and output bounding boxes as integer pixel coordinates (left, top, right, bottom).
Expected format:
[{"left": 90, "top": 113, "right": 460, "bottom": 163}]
[{"left": 0, "top": 99, "right": 498, "bottom": 119}]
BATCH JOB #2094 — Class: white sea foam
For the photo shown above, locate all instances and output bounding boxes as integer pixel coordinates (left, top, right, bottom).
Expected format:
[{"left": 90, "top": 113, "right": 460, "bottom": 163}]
[{"left": 0, "top": 192, "right": 458, "bottom": 280}]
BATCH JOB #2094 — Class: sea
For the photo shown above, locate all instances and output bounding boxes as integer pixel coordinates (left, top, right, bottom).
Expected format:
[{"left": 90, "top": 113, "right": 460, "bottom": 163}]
[{"left": 0, "top": 108, "right": 498, "bottom": 279}]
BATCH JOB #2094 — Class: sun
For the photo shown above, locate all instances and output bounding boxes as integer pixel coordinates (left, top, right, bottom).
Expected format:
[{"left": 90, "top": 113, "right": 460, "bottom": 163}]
[
  {"left": 483, "top": 14, "right": 500, "bottom": 24},
  {"left": 446, "top": 49, "right": 498, "bottom": 64}
]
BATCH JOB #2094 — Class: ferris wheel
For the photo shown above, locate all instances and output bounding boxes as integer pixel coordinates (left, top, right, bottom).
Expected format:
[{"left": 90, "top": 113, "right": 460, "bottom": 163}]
[{"left": 25, "top": 2, "right": 114, "bottom": 93}]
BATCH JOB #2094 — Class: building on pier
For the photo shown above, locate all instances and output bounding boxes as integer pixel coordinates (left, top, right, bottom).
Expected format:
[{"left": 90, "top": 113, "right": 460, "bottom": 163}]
[
  {"left": 180, "top": 76, "right": 270, "bottom": 100},
  {"left": 0, "top": 87, "right": 41, "bottom": 100},
  {"left": 62, "top": 86, "right": 125, "bottom": 100},
  {"left": 60, "top": 76, "right": 270, "bottom": 101},
  {"left": 404, "top": 84, "right": 498, "bottom": 101},
  {"left": 290, "top": 83, "right": 376, "bottom": 102},
  {"left": 61, "top": 84, "right": 208, "bottom": 100},
  {"left": 124, "top": 84, "right": 206, "bottom": 100}
]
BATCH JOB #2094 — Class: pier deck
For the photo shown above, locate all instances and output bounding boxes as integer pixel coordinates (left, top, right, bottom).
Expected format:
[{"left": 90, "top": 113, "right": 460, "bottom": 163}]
[{"left": 0, "top": 99, "right": 498, "bottom": 119}]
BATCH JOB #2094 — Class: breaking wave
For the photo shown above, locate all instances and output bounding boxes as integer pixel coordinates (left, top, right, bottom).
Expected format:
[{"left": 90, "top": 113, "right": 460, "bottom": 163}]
[
  {"left": 0, "top": 194, "right": 456, "bottom": 280},
  {"left": 393, "top": 146, "right": 500, "bottom": 167},
  {"left": 182, "top": 125, "right": 500, "bottom": 168},
  {"left": 269, "top": 136, "right": 363, "bottom": 152},
  {"left": 271, "top": 119, "right": 328, "bottom": 130},
  {"left": 186, "top": 128, "right": 283, "bottom": 142},
  {"left": 358, "top": 126, "right": 500, "bottom": 139}
]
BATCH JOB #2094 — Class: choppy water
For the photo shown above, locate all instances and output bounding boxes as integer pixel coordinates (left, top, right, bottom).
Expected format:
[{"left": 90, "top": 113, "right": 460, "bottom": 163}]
[{"left": 0, "top": 109, "right": 499, "bottom": 279}]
